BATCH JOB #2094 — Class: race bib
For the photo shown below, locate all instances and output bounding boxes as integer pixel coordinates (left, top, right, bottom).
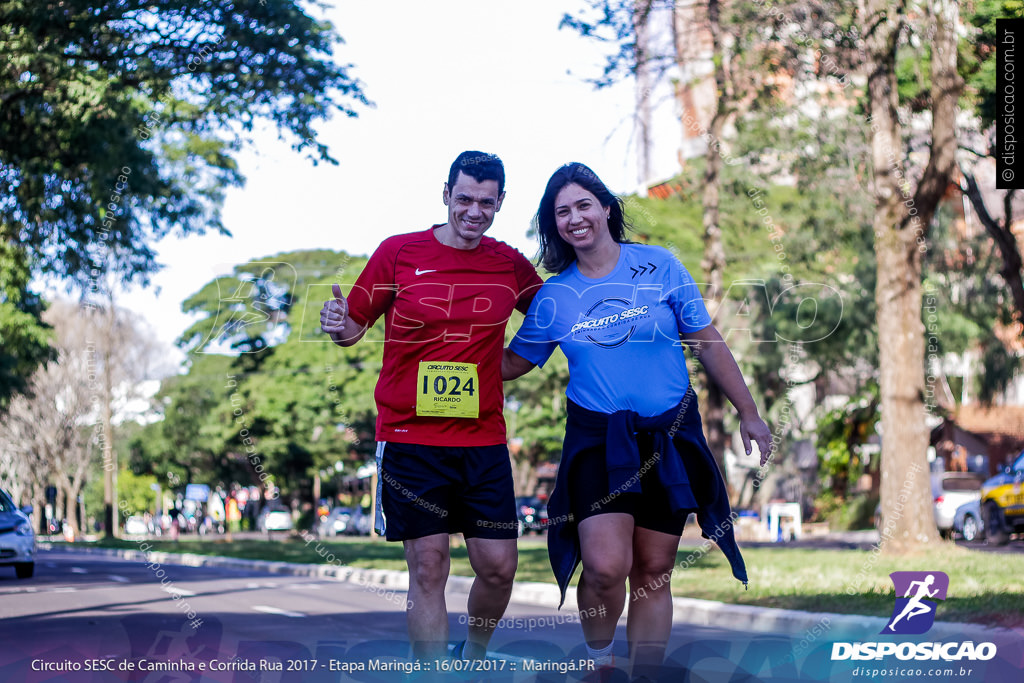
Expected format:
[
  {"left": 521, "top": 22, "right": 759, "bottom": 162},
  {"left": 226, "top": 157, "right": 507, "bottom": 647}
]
[{"left": 416, "top": 362, "right": 479, "bottom": 418}]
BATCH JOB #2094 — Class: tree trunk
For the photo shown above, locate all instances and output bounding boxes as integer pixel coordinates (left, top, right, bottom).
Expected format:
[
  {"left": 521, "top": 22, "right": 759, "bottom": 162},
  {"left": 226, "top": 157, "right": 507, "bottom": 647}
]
[
  {"left": 698, "top": 0, "right": 730, "bottom": 487},
  {"left": 861, "top": 0, "right": 961, "bottom": 552},
  {"left": 672, "top": 1, "right": 716, "bottom": 158},
  {"left": 32, "top": 489, "right": 46, "bottom": 535},
  {"left": 634, "top": 0, "right": 654, "bottom": 188},
  {"left": 101, "top": 297, "right": 119, "bottom": 538},
  {"left": 68, "top": 462, "right": 88, "bottom": 541},
  {"left": 63, "top": 484, "right": 79, "bottom": 539},
  {"left": 55, "top": 484, "right": 65, "bottom": 533},
  {"left": 960, "top": 173, "right": 1024, "bottom": 324}
]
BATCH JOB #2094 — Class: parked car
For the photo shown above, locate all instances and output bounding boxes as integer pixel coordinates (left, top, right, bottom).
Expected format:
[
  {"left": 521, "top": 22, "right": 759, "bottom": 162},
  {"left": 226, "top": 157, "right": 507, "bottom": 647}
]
[
  {"left": 952, "top": 499, "right": 985, "bottom": 542},
  {"left": 319, "top": 507, "right": 371, "bottom": 536},
  {"left": 980, "top": 449, "right": 1024, "bottom": 545},
  {"left": 124, "top": 515, "right": 151, "bottom": 536},
  {"left": 516, "top": 497, "right": 549, "bottom": 536},
  {"left": 0, "top": 487, "right": 35, "bottom": 579},
  {"left": 932, "top": 472, "right": 984, "bottom": 538},
  {"left": 257, "top": 504, "right": 293, "bottom": 532}
]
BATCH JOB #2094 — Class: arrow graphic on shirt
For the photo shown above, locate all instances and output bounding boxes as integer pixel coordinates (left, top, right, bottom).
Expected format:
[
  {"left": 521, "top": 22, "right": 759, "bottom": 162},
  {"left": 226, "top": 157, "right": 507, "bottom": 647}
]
[{"left": 630, "top": 262, "right": 658, "bottom": 279}]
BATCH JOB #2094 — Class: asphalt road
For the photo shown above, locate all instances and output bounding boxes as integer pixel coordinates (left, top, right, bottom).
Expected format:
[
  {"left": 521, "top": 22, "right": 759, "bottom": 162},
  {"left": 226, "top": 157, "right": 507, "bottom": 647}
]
[
  {"left": 2, "top": 550, "right": 1020, "bottom": 683},
  {"left": 0, "top": 550, "right": 787, "bottom": 683}
]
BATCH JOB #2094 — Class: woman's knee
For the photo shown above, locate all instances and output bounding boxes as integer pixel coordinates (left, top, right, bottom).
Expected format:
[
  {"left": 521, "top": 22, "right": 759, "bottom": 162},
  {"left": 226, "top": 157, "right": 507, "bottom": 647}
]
[
  {"left": 630, "top": 558, "right": 675, "bottom": 593},
  {"left": 582, "top": 555, "right": 631, "bottom": 592}
]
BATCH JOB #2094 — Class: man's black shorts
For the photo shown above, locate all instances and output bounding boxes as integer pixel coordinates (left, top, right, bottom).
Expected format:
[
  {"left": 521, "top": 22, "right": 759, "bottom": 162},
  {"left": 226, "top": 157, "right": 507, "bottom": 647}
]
[
  {"left": 567, "top": 431, "right": 688, "bottom": 537},
  {"left": 376, "top": 442, "right": 518, "bottom": 541}
]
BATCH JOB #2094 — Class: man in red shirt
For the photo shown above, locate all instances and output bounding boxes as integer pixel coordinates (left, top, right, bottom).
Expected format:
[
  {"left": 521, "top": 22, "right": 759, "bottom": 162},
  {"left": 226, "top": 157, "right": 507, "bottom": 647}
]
[{"left": 320, "top": 152, "right": 542, "bottom": 661}]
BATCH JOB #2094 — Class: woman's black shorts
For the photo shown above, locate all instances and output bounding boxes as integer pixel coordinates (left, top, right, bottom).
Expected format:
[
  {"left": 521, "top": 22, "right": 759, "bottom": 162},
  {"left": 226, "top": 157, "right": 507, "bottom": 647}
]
[{"left": 567, "top": 431, "right": 689, "bottom": 537}]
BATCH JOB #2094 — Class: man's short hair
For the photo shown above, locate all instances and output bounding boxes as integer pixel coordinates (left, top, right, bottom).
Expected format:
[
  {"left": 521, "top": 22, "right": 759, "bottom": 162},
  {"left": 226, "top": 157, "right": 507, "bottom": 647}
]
[{"left": 448, "top": 151, "right": 505, "bottom": 195}]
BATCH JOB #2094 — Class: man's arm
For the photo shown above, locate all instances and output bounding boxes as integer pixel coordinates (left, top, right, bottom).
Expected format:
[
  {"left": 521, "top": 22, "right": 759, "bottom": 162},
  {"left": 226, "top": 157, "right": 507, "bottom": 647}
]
[
  {"left": 680, "top": 324, "right": 773, "bottom": 465},
  {"left": 502, "top": 348, "right": 536, "bottom": 381},
  {"left": 321, "top": 283, "right": 368, "bottom": 347}
]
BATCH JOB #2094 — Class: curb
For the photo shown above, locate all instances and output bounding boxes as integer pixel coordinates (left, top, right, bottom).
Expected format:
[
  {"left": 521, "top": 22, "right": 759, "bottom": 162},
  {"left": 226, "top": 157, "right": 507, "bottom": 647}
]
[{"left": 39, "top": 544, "right": 1013, "bottom": 642}]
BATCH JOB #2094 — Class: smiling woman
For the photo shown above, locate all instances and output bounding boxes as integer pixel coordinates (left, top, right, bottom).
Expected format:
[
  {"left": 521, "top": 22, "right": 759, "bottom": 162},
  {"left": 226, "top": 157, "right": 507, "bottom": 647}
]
[{"left": 503, "top": 161, "right": 772, "bottom": 681}]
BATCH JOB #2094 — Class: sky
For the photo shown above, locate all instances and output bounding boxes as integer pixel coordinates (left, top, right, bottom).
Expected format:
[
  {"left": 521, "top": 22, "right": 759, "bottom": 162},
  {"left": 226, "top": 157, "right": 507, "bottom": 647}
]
[{"left": 47, "top": 1, "right": 687, "bottom": 370}]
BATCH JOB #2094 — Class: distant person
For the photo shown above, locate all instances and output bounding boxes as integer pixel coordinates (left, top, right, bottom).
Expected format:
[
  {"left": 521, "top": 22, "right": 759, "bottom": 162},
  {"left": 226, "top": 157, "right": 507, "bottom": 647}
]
[
  {"left": 168, "top": 506, "right": 181, "bottom": 541},
  {"left": 321, "top": 151, "right": 542, "bottom": 660},
  {"left": 502, "top": 162, "right": 772, "bottom": 681}
]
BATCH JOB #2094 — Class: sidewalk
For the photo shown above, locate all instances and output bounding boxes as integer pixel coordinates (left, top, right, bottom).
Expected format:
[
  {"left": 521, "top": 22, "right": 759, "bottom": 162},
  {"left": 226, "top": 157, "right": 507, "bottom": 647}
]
[{"left": 39, "top": 540, "right": 1010, "bottom": 643}]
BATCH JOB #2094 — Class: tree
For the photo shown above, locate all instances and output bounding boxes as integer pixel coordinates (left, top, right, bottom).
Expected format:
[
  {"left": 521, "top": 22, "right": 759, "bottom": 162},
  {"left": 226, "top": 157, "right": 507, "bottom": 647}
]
[
  {"left": 561, "top": 0, "right": 828, "bottom": 485},
  {"left": 0, "top": 0, "right": 370, "bottom": 398},
  {"left": 859, "top": 0, "right": 962, "bottom": 552},
  {"left": 0, "top": 240, "right": 52, "bottom": 411},
  {"left": 502, "top": 308, "right": 572, "bottom": 493},
  {"left": 143, "top": 250, "right": 380, "bottom": 507},
  {"left": 0, "top": 300, "right": 99, "bottom": 534},
  {"left": 689, "top": 0, "right": 732, "bottom": 482},
  {"left": 958, "top": 1, "right": 1024, "bottom": 336},
  {"left": 0, "top": 298, "right": 163, "bottom": 536},
  {"left": 83, "top": 288, "right": 165, "bottom": 538},
  {"left": 147, "top": 353, "right": 239, "bottom": 488}
]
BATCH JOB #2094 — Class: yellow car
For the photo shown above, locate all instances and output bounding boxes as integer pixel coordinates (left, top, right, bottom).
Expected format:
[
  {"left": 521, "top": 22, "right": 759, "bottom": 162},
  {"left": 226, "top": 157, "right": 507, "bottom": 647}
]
[{"left": 981, "top": 450, "right": 1024, "bottom": 545}]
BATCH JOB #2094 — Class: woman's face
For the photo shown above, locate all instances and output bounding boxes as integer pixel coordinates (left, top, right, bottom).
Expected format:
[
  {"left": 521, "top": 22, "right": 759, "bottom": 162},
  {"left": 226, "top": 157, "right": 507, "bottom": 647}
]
[{"left": 553, "top": 183, "right": 611, "bottom": 251}]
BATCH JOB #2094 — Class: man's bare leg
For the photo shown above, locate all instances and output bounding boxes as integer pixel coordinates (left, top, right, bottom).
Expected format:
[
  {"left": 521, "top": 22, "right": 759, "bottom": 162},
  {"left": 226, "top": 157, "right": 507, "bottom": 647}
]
[
  {"left": 462, "top": 537, "right": 518, "bottom": 659},
  {"left": 404, "top": 533, "right": 451, "bottom": 659}
]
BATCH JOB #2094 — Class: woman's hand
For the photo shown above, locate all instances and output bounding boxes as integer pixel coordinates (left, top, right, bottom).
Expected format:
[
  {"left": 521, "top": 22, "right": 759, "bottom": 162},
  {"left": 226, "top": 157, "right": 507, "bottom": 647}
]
[{"left": 739, "top": 414, "right": 773, "bottom": 467}]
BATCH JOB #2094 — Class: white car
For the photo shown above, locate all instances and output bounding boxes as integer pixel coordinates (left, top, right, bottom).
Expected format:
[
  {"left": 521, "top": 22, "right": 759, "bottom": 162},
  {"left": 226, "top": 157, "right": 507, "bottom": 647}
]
[
  {"left": 0, "top": 488, "right": 35, "bottom": 579},
  {"left": 257, "top": 506, "right": 293, "bottom": 532},
  {"left": 124, "top": 515, "right": 151, "bottom": 536},
  {"left": 933, "top": 472, "right": 984, "bottom": 538},
  {"left": 952, "top": 499, "right": 985, "bottom": 542},
  {"left": 319, "top": 507, "right": 371, "bottom": 536}
]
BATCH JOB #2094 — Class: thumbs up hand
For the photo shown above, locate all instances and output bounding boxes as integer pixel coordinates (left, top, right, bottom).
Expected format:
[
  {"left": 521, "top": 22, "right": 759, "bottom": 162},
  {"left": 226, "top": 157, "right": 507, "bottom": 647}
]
[{"left": 320, "top": 283, "right": 349, "bottom": 335}]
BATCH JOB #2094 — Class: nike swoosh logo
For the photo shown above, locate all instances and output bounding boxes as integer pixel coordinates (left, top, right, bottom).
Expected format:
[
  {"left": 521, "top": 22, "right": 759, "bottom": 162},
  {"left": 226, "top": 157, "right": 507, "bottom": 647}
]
[{"left": 415, "top": 268, "right": 437, "bottom": 275}]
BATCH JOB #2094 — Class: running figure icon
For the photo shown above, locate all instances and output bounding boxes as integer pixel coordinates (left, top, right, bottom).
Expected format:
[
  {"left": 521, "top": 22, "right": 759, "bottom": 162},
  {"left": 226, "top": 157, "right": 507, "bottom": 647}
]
[{"left": 887, "top": 574, "right": 939, "bottom": 631}]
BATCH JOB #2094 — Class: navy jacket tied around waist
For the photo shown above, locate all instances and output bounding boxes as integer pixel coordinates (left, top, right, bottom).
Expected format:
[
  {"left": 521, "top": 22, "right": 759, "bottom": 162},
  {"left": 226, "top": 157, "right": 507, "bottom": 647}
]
[{"left": 546, "top": 388, "right": 749, "bottom": 607}]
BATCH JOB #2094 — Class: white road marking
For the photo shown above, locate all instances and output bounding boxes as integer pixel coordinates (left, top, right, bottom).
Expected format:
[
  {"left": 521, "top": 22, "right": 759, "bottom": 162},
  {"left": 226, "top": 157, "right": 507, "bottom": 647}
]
[
  {"left": 70, "top": 567, "right": 88, "bottom": 574},
  {"left": 107, "top": 575, "right": 130, "bottom": 583},
  {"left": 51, "top": 587, "right": 78, "bottom": 593},
  {"left": 252, "top": 605, "right": 305, "bottom": 618},
  {"left": 161, "top": 586, "right": 196, "bottom": 597},
  {"left": 286, "top": 583, "right": 322, "bottom": 590}
]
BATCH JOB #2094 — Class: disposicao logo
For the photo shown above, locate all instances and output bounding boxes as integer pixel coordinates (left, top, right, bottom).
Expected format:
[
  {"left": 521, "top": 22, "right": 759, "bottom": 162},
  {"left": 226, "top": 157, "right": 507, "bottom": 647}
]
[
  {"left": 883, "top": 571, "right": 948, "bottom": 635},
  {"left": 831, "top": 570, "right": 997, "bottom": 663}
]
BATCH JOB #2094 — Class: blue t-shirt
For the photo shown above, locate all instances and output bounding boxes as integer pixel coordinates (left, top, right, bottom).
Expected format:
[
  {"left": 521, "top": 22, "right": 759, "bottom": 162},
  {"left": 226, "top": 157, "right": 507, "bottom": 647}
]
[{"left": 509, "top": 243, "right": 712, "bottom": 416}]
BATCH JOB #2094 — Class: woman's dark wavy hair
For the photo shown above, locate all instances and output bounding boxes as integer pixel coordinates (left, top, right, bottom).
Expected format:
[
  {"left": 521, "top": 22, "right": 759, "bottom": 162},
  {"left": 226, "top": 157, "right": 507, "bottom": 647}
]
[{"left": 534, "top": 162, "right": 632, "bottom": 274}]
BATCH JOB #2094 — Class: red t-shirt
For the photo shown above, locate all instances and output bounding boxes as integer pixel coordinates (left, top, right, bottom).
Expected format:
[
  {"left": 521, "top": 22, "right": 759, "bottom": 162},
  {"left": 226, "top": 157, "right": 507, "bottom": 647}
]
[{"left": 346, "top": 227, "right": 542, "bottom": 446}]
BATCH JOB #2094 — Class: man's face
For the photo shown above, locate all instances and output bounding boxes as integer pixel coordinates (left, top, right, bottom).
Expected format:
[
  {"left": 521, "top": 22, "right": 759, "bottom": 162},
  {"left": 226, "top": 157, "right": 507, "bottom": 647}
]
[{"left": 443, "top": 171, "right": 504, "bottom": 246}]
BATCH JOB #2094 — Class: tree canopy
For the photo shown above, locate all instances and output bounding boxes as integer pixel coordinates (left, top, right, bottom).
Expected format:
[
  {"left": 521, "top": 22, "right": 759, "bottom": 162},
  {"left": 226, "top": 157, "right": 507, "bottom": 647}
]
[{"left": 0, "top": 0, "right": 370, "bottom": 406}]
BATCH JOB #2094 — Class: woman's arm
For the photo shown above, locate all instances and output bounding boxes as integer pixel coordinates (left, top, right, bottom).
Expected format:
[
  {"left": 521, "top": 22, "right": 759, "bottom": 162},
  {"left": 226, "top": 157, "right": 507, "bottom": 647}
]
[
  {"left": 680, "top": 324, "right": 773, "bottom": 466},
  {"left": 502, "top": 348, "right": 536, "bottom": 381}
]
